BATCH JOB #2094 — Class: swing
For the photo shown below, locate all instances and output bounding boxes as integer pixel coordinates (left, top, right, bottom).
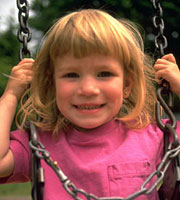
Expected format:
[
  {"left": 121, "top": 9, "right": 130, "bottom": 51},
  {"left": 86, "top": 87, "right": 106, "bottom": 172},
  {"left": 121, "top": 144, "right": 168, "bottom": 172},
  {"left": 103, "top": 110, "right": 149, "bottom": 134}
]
[{"left": 16, "top": 0, "right": 180, "bottom": 199}]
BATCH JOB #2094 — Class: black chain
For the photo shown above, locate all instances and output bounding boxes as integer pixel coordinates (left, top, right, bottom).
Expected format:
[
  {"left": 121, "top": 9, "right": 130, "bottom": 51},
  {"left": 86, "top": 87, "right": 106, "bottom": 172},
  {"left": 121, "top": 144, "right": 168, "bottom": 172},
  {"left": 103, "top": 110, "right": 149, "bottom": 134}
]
[
  {"left": 17, "top": 0, "right": 32, "bottom": 61},
  {"left": 151, "top": 0, "right": 172, "bottom": 99},
  {"left": 151, "top": 0, "right": 180, "bottom": 199},
  {"left": 29, "top": 122, "right": 180, "bottom": 200},
  {"left": 29, "top": 123, "right": 44, "bottom": 200},
  {"left": 151, "top": 0, "right": 167, "bottom": 57},
  {"left": 16, "top": 1, "right": 44, "bottom": 200},
  {"left": 151, "top": 0, "right": 176, "bottom": 148}
]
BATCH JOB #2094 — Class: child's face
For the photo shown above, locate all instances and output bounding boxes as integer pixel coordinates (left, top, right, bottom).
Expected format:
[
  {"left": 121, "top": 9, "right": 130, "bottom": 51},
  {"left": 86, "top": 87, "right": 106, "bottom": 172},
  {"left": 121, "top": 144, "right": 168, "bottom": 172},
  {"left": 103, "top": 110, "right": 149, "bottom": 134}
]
[{"left": 54, "top": 54, "right": 129, "bottom": 129}]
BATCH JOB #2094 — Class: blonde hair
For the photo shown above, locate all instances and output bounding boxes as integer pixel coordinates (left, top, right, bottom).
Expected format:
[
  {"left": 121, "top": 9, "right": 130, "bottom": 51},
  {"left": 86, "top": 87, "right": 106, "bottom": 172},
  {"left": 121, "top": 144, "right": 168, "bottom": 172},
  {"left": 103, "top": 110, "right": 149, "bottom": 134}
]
[{"left": 17, "top": 9, "right": 157, "bottom": 133}]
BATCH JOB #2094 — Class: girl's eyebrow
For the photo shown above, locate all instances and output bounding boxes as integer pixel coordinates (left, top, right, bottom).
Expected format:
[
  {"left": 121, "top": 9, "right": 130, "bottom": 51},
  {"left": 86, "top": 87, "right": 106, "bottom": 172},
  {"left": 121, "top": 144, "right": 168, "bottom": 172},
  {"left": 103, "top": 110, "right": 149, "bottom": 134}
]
[
  {"left": 56, "top": 65, "right": 113, "bottom": 72},
  {"left": 55, "top": 65, "right": 79, "bottom": 74},
  {"left": 97, "top": 65, "right": 115, "bottom": 69},
  {"left": 57, "top": 64, "right": 78, "bottom": 69},
  {"left": 55, "top": 60, "right": 121, "bottom": 73}
]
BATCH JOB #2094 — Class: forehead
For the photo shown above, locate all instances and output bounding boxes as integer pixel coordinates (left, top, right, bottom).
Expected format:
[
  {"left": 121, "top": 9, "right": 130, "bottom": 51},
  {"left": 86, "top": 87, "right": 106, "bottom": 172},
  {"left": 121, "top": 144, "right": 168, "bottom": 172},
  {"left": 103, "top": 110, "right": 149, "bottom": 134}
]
[{"left": 54, "top": 54, "right": 124, "bottom": 72}]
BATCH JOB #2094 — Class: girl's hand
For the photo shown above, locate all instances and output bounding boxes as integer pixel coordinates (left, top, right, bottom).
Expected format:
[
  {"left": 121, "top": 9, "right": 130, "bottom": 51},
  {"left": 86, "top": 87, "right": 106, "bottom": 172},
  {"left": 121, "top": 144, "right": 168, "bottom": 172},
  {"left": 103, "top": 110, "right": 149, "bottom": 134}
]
[
  {"left": 154, "top": 53, "right": 180, "bottom": 97},
  {"left": 4, "top": 58, "right": 34, "bottom": 101}
]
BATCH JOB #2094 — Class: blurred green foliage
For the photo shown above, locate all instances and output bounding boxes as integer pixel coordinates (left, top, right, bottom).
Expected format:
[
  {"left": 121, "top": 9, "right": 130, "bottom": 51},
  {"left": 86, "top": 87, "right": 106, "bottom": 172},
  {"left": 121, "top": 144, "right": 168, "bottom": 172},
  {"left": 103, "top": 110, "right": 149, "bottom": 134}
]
[
  {"left": 29, "top": 0, "right": 180, "bottom": 64},
  {"left": 0, "top": 16, "right": 20, "bottom": 131},
  {"left": 0, "top": 16, "right": 20, "bottom": 96}
]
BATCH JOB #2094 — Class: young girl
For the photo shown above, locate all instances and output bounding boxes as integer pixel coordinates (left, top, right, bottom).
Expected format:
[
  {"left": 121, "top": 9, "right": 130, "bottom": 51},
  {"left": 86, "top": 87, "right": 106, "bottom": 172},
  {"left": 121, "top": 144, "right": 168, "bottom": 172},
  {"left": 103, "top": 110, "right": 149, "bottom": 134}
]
[{"left": 0, "top": 9, "right": 180, "bottom": 200}]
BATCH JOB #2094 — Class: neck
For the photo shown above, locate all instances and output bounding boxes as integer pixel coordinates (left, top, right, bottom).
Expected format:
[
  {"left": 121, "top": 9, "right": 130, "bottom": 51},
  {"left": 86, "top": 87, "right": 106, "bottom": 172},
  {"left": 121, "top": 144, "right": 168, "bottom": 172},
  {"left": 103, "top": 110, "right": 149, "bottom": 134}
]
[{"left": 71, "top": 119, "right": 114, "bottom": 132}]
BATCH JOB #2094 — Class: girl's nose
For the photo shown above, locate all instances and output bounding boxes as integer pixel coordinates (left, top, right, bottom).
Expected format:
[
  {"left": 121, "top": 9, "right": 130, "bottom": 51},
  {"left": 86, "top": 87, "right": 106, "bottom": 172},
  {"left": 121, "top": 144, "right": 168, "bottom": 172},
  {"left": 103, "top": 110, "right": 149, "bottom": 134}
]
[{"left": 77, "top": 77, "right": 100, "bottom": 96}]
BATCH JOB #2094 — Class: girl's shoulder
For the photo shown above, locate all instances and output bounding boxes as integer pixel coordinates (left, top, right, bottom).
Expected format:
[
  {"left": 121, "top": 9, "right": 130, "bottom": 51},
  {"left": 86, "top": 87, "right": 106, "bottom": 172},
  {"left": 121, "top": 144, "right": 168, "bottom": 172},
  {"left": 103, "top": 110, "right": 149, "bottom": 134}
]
[
  {"left": 10, "top": 128, "right": 54, "bottom": 146},
  {"left": 118, "top": 119, "right": 180, "bottom": 143},
  {"left": 134, "top": 119, "right": 180, "bottom": 143},
  {"left": 10, "top": 128, "right": 29, "bottom": 142}
]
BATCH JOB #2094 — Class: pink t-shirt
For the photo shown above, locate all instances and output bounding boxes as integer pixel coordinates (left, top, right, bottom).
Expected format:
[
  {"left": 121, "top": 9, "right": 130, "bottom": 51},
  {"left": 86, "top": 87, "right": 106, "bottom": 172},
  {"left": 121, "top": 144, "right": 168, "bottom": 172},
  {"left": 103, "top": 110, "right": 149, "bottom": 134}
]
[{"left": 1, "top": 119, "right": 180, "bottom": 200}]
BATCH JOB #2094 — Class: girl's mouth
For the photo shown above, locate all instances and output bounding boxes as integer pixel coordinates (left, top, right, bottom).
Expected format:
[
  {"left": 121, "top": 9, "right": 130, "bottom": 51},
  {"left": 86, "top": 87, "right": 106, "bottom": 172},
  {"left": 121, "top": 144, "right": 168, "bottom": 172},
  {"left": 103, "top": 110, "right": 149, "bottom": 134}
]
[{"left": 74, "top": 104, "right": 105, "bottom": 110}]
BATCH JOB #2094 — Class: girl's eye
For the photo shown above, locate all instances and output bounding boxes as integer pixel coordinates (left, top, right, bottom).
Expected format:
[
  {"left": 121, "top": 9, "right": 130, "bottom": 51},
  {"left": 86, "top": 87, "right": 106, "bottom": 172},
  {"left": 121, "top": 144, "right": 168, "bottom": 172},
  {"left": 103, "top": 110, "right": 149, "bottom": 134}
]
[
  {"left": 63, "top": 72, "right": 79, "bottom": 78},
  {"left": 98, "top": 71, "right": 114, "bottom": 77}
]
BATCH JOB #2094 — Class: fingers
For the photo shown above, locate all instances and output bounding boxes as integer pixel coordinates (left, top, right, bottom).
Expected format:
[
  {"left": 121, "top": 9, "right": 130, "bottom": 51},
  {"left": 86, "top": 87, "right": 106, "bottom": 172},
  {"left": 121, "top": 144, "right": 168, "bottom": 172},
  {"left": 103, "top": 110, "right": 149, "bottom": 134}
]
[
  {"left": 161, "top": 53, "right": 177, "bottom": 64},
  {"left": 154, "top": 53, "right": 180, "bottom": 95},
  {"left": 10, "top": 58, "right": 34, "bottom": 82},
  {"left": 3, "top": 59, "right": 35, "bottom": 101},
  {"left": 154, "top": 54, "right": 176, "bottom": 69},
  {"left": 17, "top": 58, "right": 34, "bottom": 68},
  {"left": 13, "top": 64, "right": 34, "bottom": 76},
  {"left": 155, "top": 69, "right": 166, "bottom": 85},
  {"left": 153, "top": 55, "right": 167, "bottom": 84},
  {"left": 18, "top": 58, "right": 34, "bottom": 65}
]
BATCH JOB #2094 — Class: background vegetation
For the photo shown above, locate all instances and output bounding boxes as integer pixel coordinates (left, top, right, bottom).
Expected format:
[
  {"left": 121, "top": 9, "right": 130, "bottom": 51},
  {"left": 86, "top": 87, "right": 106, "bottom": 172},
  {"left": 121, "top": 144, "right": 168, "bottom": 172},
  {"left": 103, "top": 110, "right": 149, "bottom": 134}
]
[{"left": 0, "top": 0, "right": 180, "bottom": 197}]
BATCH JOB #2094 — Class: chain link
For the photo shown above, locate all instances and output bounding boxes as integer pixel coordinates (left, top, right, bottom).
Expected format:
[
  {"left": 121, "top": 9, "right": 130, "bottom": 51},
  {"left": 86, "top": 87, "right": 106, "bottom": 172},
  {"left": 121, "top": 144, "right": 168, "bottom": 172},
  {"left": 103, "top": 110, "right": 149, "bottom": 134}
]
[
  {"left": 16, "top": 1, "right": 41, "bottom": 199},
  {"left": 151, "top": 0, "right": 172, "bottom": 102},
  {"left": 17, "top": 0, "right": 32, "bottom": 60},
  {"left": 29, "top": 123, "right": 44, "bottom": 200},
  {"left": 151, "top": 0, "right": 180, "bottom": 198},
  {"left": 29, "top": 138, "right": 180, "bottom": 200},
  {"left": 151, "top": 0, "right": 168, "bottom": 57}
]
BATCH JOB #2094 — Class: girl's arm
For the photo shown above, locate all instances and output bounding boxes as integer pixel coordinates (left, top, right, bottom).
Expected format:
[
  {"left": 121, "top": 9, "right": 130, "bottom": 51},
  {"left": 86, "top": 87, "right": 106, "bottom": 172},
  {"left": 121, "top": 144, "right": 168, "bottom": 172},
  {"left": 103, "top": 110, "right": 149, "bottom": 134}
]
[
  {"left": 154, "top": 53, "right": 180, "bottom": 99},
  {"left": 0, "top": 58, "right": 34, "bottom": 177}
]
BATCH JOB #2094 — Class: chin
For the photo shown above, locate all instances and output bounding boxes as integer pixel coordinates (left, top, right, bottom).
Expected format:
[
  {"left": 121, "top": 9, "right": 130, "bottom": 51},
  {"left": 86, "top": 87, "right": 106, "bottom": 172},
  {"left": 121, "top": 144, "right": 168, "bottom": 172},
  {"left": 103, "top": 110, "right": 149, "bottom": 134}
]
[
  {"left": 78, "top": 124, "right": 99, "bottom": 129},
  {"left": 74, "top": 121, "right": 107, "bottom": 130}
]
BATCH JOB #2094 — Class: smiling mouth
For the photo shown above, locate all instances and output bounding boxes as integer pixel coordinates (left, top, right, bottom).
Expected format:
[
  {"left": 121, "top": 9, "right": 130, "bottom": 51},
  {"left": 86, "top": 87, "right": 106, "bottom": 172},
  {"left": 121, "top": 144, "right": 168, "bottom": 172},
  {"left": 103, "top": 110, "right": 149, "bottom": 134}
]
[{"left": 74, "top": 104, "right": 105, "bottom": 110}]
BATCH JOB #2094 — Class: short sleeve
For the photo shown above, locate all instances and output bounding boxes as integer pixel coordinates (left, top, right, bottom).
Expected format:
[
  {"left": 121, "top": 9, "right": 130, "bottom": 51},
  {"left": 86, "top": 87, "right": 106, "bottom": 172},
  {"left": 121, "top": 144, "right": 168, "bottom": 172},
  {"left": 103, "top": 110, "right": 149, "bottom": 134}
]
[{"left": 0, "top": 129, "right": 31, "bottom": 183}]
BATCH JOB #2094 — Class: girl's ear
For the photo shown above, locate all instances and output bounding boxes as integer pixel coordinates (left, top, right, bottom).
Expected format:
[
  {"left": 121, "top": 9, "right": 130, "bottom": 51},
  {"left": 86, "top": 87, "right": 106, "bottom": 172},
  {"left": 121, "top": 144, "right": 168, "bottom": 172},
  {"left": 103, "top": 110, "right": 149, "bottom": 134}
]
[{"left": 123, "top": 76, "right": 133, "bottom": 98}]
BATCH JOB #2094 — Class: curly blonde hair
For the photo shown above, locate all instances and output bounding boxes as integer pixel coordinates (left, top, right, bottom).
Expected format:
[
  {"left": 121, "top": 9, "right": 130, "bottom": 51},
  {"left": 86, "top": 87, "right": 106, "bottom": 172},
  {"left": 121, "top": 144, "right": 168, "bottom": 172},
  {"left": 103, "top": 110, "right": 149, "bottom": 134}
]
[{"left": 17, "top": 9, "right": 157, "bottom": 134}]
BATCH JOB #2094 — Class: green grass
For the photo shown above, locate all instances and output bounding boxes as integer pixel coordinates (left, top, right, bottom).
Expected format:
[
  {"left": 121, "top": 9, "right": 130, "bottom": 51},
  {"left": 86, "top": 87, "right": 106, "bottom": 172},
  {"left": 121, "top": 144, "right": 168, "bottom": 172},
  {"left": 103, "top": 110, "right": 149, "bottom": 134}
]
[{"left": 0, "top": 182, "right": 31, "bottom": 196}]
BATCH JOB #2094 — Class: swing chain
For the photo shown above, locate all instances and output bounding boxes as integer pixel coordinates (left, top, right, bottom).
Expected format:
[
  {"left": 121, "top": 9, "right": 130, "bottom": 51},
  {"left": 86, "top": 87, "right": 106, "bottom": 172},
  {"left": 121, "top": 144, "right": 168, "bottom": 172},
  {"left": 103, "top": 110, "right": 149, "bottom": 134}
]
[
  {"left": 17, "top": 0, "right": 32, "bottom": 60},
  {"left": 151, "top": 0, "right": 179, "bottom": 149},
  {"left": 151, "top": 0, "right": 180, "bottom": 198},
  {"left": 151, "top": 0, "right": 167, "bottom": 57},
  {"left": 16, "top": 2, "right": 41, "bottom": 200},
  {"left": 151, "top": 0, "right": 173, "bottom": 109},
  {"left": 29, "top": 133, "right": 180, "bottom": 200}
]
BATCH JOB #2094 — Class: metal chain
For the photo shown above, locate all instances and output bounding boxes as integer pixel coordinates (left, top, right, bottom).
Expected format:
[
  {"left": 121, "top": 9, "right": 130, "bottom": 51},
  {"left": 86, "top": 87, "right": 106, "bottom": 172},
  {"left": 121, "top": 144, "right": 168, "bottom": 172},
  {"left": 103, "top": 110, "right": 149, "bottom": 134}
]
[
  {"left": 29, "top": 124, "right": 180, "bottom": 200},
  {"left": 151, "top": 0, "right": 180, "bottom": 198},
  {"left": 29, "top": 123, "right": 44, "bottom": 200},
  {"left": 151, "top": 0, "right": 176, "bottom": 146},
  {"left": 151, "top": 0, "right": 173, "bottom": 107},
  {"left": 16, "top": 1, "right": 43, "bottom": 200},
  {"left": 17, "top": 0, "right": 32, "bottom": 61},
  {"left": 151, "top": 0, "right": 168, "bottom": 57}
]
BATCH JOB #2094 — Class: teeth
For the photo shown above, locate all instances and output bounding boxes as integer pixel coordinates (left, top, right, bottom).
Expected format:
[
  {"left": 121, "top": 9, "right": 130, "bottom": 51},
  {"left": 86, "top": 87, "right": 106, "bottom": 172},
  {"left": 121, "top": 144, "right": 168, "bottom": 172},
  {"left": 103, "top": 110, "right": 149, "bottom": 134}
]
[{"left": 77, "top": 105, "right": 102, "bottom": 110}]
